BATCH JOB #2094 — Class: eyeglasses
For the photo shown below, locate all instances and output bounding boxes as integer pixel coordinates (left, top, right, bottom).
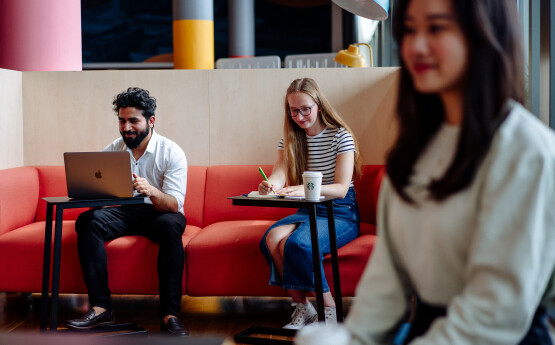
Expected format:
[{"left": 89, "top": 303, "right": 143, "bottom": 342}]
[{"left": 288, "top": 104, "right": 316, "bottom": 117}]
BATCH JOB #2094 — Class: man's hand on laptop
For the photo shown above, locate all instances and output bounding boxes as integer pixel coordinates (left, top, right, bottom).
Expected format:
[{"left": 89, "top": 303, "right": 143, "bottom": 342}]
[
  {"left": 132, "top": 173, "right": 179, "bottom": 213},
  {"left": 132, "top": 173, "right": 159, "bottom": 198}
]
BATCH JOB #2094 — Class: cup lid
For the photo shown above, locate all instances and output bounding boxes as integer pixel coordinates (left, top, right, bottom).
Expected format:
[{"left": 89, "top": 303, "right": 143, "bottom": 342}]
[{"left": 302, "top": 171, "right": 322, "bottom": 177}]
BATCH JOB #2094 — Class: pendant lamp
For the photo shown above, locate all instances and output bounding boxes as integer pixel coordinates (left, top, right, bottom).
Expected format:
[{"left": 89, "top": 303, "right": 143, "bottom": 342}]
[{"left": 331, "top": 0, "right": 389, "bottom": 20}]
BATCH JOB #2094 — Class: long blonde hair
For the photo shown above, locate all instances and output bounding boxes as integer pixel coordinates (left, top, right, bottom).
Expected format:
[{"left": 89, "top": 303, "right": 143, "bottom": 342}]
[{"left": 283, "top": 78, "right": 361, "bottom": 186}]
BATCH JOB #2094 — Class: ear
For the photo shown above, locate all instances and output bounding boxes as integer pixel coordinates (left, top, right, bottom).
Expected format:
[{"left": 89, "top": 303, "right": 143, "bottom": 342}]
[{"left": 149, "top": 116, "right": 156, "bottom": 128}]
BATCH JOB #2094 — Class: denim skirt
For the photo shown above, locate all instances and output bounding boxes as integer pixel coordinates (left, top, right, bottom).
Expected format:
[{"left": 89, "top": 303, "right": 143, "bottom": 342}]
[{"left": 259, "top": 187, "right": 360, "bottom": 292}]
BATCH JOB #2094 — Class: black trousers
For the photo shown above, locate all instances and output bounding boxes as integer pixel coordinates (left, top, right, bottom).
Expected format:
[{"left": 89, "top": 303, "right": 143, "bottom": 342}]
[
  {"left": 75, "top": 204, "right": 187, "bottom": 318},
  {"left": 403, "top": 300, "right": 552, "bottom": 345}
]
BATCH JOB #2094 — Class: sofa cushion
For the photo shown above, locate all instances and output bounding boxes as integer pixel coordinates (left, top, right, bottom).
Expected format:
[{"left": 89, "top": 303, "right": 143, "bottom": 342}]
[
  {"left": 203, "top": 165, "right": 295, "bottom": 226},
  {"left": 323, "top": 234, "right": 376, "bottom": 296},
  {"left": 183, "top": 166, "right": 206, "bottom": 228},
  {"left": 186, "top": 220, "right": 289, "bottom": 296},
  {"left": 0, "top": 167, "right": 39, "bottom": 236},
  {"left": 0, "top": 220, "right": 85, "bottom": 293},
  {"left": 186, "top": 220, "right": 376, "bottom": 297},
  {"left": 107, "top": 225, "right": 201, "bottom": 295},
  {"left": 35, "top": 166, "right": 88, "bottom": 222},
  {"left": 0, "top": 220, "right": 201, "bottom": 294}
]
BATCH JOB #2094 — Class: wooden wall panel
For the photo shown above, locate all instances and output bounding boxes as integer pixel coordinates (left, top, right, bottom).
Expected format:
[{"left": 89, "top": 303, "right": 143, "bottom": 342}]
[
  {"left": 0, "top": 68, "right": 24, "bottom": 169},
  {"left": 20, "top": 68, "right": 399, "bottom": 166},
  {"left": 22, "top": 70, "right": 210, "bottom": 166},
  {"left": 208, "top": 68, "right": 399, "bottom": 165}
]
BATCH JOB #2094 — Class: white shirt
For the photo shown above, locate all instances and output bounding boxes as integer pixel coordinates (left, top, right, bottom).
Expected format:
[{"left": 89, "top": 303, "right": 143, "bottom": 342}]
[
  {"left": 103, "top": 130, "right": 188, "bottom": 214},
  {"left": 346, "top": 102, "right": 555, "bottom": 345}
]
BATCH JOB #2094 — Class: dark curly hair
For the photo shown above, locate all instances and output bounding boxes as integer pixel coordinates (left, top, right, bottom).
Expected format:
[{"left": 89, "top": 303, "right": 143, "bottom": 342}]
[{"left": 112, "top": 87, "right": 156, "bottom": 122}]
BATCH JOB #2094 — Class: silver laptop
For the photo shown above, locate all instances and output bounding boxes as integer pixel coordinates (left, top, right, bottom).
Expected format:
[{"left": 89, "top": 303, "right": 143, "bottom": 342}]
[{"left": 64, "top": 151, "right": 134, "bottom": 199}]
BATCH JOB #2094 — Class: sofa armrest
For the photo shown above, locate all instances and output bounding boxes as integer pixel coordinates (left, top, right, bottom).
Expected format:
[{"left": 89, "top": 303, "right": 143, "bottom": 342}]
[{"left": 0, "top": 167, "right": 39, "bottom": 236}]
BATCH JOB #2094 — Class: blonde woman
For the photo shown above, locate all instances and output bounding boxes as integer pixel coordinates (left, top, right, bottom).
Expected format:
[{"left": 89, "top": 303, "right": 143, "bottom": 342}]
[{"left": 259, "top": 78, "right": 361, "bottom": 329}]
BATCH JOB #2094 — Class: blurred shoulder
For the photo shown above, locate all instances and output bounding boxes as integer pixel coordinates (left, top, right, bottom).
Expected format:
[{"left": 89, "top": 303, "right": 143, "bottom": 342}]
[{"left": 495, "top": 101, "right": 555, "bottom": 162}]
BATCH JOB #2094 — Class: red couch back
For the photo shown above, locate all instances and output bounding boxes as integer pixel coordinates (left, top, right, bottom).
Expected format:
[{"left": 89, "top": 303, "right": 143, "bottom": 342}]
[
  {"left": 183, "top": 166, "right": 206, "bottom": 228},
  {"left": 0, "top": 167, "right": 39, "bottom": 236},
  {"left": 35, "top": 166, "right": 87, "bottom": 222},
  {"left": 203, "top": 165, "right": 385, "bottom": 228},
  {"left": 1, "top": 164, "right": 384, "bottom": 233},
  {"left": 32, "top": 165, "right": 207, "bottom": 227},
  {"left": 203, "top": 165, "right": 295, "bottom": 226},
  {"left": 354, "top": 165, "right": 385, "bottom": 226}
]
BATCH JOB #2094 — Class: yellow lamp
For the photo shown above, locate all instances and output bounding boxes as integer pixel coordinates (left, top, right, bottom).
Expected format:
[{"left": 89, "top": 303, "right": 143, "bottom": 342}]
[{"left": 334, "top": 43, "right": 374, "bottom": 67}]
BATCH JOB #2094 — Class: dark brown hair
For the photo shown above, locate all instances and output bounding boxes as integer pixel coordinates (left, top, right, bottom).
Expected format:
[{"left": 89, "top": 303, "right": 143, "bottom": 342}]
[{"left": 387, "top": 0, "right": 525, "bottom": 202}]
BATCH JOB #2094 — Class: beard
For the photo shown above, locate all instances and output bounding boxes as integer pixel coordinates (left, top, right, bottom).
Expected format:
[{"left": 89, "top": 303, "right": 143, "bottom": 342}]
[{"left": 121, "top": 126, "right": 150, "bottom": 149}]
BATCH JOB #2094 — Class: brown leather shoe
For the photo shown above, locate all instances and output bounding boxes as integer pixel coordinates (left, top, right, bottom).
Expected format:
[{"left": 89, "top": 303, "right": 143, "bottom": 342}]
[
  {"left": 66, "top": 309, "right": 115, "bottom": 330},
  {"left": 161, "top": 317, "right": 189, "bottom": 336}
]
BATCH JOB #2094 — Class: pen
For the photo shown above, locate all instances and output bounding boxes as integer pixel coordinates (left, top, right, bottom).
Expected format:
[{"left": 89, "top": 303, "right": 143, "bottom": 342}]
[{"left": 258, "top": 167, "right": 276, "bottom": 194}]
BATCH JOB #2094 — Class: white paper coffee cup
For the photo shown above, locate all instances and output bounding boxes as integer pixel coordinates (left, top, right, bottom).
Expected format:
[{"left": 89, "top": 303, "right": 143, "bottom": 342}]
[
  {"left": 302, "top": 171, "right": 322, "bottom": 201},
  {"left": 294, "top": 323, "right": 351, "bottom": 345}
]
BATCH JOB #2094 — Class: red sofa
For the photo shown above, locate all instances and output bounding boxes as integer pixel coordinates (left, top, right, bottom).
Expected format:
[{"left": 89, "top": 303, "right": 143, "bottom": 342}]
[{"left": 0, "top": 165, "right": 384, "bottom": 297}]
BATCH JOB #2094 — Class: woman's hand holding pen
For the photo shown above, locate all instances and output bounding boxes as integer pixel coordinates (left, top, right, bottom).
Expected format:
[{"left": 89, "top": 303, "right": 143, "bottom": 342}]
[
  {"left": 258, "top": 181, "right": 304, "bottom": 196},
  {"left": 258, "top": 180, "right": 275, "bottom": 195}
]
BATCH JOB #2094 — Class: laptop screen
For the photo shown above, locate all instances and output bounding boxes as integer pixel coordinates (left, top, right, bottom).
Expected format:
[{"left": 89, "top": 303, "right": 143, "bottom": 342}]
[{"left": 64, "top": 151, "right": 135, "bottom": 199}]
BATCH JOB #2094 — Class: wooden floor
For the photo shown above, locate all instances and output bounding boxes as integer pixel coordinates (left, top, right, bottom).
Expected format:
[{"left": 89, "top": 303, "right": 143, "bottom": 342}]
[
  {"left": 2, "top": 292, "right": 554, "bottom": 344},
  {"left": 0, "top": 292, "right": 352, "bottom": 344}
]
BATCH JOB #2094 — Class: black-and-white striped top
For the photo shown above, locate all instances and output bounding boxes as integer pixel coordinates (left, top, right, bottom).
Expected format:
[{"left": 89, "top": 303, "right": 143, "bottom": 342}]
[{"left": 278, "top": 127, "right": 356, "bottom": 186}]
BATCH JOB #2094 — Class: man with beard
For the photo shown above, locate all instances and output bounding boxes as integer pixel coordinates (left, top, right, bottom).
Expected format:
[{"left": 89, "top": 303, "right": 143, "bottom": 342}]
[{"left": 66, "top": 87, "right": 189, "bottom": 336}]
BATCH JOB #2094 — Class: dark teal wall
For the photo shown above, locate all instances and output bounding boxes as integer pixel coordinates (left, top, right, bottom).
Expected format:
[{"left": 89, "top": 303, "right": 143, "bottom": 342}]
[{"left": 81, "top": 0, "right": 331, "bottom": 63}]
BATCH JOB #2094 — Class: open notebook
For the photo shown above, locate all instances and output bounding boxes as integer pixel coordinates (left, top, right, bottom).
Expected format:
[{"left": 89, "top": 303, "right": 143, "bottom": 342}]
[
  {"left": 246, "top": 191, "right": 323, "bottom": 200},
  {"left": 246, "top": 191, "right": 280, "bottom": 198}
]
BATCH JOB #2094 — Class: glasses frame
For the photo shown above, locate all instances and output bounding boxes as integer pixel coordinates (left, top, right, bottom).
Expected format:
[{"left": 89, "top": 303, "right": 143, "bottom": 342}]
[{"left": 288, "top": 104, "right": 317, "bottom": 118}]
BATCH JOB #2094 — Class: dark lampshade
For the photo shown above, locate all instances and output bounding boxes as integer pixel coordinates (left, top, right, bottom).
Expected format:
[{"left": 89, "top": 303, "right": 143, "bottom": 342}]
[{"left": 331, "top": 0, "right": 389, "bottom": 20}]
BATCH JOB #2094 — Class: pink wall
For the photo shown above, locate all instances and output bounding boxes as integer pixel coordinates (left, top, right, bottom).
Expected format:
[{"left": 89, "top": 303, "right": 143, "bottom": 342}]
[{"left": 0, "top": 0, "right": 82, "bottom": 71}]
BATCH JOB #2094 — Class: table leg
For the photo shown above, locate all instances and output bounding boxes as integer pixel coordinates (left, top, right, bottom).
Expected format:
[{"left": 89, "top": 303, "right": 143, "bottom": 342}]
[
  {"left": 326, "top": 202, "right": 343, "bottom": 322},
  {"left": 50, "top": 205, "right": 65, "bottom": 331},
  {"left": 40, "top": 203, "right": 54, "bottom": 331},
  {"left": 308, "top": 204, "right": 325, "bottom": 321}
]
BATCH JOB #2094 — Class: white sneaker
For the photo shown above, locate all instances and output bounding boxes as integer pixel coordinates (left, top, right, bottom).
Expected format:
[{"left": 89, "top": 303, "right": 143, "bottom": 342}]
[
  {"left": 324, "top": 306, "right": 337, "bottom": 325},
  {"left": 283, "top": 302, "right": 318, "bottom": 329}
]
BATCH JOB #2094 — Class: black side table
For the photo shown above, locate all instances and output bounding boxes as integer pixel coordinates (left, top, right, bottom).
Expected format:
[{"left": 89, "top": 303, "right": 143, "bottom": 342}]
[
  {"left": 40, "top": 196, "right": 145, "bottom": 332},
  {"left": 229, "top": 195, "right": 344, "bottom": 345}
]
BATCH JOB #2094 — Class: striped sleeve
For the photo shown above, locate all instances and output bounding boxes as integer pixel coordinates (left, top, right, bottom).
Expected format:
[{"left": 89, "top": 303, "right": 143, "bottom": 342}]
[{"left": 336, "top": 127, "right": 355, "bottom": 155}]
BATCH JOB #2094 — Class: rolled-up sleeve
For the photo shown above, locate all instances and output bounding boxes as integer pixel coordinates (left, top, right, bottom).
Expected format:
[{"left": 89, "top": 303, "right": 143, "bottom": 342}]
[{"left": 161, "top": 146, "right": 187, "bottom": 213}]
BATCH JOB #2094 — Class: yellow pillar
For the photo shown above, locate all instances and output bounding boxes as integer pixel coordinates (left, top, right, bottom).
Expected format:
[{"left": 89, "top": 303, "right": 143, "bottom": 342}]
[{"left": 173, "top": 0, "right": 214, "bottom": 69}]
